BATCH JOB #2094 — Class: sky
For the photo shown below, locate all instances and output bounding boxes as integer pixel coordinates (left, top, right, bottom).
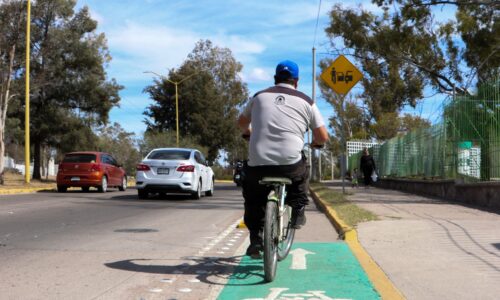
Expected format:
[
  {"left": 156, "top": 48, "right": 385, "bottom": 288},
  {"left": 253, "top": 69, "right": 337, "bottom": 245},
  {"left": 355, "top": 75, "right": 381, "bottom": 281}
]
[{"left": 75, "top": 0, "right": 457, "bottom": 136}]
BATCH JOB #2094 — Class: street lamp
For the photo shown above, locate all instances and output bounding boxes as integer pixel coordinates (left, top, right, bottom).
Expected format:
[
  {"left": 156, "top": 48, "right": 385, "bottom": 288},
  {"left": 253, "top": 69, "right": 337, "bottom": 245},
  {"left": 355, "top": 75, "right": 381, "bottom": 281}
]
[
  {"left": 144, "top": 70, "right": 199, "bottom": 148},
  {"left": 25, "top": 0, "right": 31, "bottom": 183}
]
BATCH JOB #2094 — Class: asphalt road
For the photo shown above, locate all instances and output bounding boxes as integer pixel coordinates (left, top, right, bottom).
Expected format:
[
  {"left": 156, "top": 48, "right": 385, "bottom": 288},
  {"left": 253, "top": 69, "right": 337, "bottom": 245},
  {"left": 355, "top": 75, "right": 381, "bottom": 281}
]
[{"left": 0, "top": 183, "right": 339, "bottom": 300}]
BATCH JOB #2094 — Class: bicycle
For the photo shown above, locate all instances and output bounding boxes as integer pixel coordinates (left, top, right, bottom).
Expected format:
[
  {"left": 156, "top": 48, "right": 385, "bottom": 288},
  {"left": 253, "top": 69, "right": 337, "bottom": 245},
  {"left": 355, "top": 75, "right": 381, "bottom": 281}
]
[{"left": 259, "top": 176, "right": 295, "bottom": 282}]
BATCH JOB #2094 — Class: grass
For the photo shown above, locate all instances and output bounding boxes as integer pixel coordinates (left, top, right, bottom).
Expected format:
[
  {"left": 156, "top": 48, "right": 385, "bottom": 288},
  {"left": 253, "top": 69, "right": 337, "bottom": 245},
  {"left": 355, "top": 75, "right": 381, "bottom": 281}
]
[
  {"left": 310, "top": 182, "right": 378, "bottom": 228},
  {"left": 0, "top": 169, "right": 56, "bottom": 190}
]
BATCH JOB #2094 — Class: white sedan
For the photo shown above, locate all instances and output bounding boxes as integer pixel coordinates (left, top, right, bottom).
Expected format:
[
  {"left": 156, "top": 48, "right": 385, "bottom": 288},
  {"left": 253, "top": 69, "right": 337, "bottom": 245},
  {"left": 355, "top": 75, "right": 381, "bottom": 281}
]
[{"left": 135, "top": 148, "right": 215, "bottom": 199}]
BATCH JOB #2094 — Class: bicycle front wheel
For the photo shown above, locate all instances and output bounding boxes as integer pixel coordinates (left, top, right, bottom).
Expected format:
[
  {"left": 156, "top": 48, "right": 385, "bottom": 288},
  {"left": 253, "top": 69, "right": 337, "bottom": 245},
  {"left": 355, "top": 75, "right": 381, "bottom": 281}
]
[
  {"left": 277, "top": 205, "right": 295, "bottom": 261},
  {"left": 263, "top": 200, "right": 278, "bottom": 282}
]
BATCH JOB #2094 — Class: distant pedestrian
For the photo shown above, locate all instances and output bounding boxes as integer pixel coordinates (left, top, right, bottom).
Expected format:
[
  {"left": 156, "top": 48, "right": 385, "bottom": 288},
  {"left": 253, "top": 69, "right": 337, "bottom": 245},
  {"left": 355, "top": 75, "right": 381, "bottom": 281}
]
[
  {"left": 360, "top": 148, "right": 376, "bottom": 188},
  {"left": 351, "top": 168, "right": 359, "bottom": 188}
]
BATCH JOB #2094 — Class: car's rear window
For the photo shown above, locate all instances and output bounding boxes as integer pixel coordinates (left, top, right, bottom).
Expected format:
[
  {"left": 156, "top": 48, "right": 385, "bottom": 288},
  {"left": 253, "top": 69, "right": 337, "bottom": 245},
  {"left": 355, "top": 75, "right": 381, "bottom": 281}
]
[
  {"left": 63, "top": 154, "right": 97, "bottom": 163},
  {"left": 147, "top": 150, "right": 191, "bottom": 160}
]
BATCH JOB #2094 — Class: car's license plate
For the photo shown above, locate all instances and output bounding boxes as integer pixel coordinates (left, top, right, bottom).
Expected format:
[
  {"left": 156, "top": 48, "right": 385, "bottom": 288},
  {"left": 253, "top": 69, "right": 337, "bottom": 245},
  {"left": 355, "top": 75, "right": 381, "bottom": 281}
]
[
  {"left": 71, "top": 177, "right": 80, "bottom": 181},
  {"left": 157, "top": 168, "right": 169, "bottom": 175}
]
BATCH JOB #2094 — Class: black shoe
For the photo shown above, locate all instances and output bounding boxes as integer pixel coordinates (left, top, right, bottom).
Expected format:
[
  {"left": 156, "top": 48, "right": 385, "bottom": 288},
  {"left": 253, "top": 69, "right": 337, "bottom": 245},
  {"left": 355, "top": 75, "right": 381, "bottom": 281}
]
[
  {"left": 245, "top": 243, "right": 263, "bottom": 259},
  {"left": 291, "top": 207, "right": 306, "bottom": 229}
]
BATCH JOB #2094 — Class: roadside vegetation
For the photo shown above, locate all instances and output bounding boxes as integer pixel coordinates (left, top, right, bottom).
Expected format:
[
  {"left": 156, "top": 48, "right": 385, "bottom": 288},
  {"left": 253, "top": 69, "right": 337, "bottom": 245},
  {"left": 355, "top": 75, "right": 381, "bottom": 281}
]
[
  {"left": 1, "top": 169, "right": 54, "bottom": 190},
  {"left": 310, "top": 182, "right": 377, "bottom": 228}
]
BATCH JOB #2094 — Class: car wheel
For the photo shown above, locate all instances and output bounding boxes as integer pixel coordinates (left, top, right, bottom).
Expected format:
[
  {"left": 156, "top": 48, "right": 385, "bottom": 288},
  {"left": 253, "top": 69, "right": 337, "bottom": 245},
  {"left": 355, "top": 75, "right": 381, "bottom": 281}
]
[
  {"left": 191, "top": 179, "right": 202, "bottom": 200},
  {"left": 138, "top": 189, "right": 148, "bottom": 199},
  {"left": 82, "top": 187, "right": 90, "bottom": 192},
  {"left": 118, "top": 176, "right": 127, "bottom": 191},
  {"left": 98, "top": 176, "right": 108, "bottom": 193},
  {"left": 205, "top": 177, "right": 214, "bottom": 197},
  {"left": 57, "top": 185, "right": 67, "bottom": 193}
]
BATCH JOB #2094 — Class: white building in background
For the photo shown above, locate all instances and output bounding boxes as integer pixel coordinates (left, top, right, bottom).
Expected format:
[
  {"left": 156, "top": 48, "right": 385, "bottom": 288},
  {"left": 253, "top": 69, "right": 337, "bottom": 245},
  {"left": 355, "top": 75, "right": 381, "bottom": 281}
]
[
  {"left": 3, "top": 156, "right": 57, "bottom": 177},
  {"left": 347, "top": 140, "right": 380, "bottom": 158},
  {"left": 3, "top": 156, "right": 15, "bottom": 169},
  {"left": 458, "top": 147, "right": 481, "bottom": 179}
]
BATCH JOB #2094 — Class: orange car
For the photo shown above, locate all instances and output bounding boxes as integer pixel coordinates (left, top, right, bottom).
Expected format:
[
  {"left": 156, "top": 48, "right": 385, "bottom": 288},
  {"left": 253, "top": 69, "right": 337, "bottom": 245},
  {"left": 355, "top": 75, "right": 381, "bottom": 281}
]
[{"left": 56, "top": 152, "right": 127, "bottom": 193}]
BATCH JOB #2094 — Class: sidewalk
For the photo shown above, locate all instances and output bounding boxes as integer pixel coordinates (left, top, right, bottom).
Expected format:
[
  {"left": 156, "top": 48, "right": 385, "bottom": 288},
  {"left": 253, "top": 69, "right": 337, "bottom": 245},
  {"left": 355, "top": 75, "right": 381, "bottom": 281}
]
[{"left": 324, "top": 181, "right": 500, "bottom": 300}]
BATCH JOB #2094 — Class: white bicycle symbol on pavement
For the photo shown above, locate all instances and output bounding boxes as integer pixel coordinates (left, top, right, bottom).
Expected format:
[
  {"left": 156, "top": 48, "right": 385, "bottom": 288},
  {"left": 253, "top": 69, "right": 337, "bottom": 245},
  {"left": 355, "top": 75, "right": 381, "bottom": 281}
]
[{"left": 244, "top": 287, "right": 352, "bottom": 300}]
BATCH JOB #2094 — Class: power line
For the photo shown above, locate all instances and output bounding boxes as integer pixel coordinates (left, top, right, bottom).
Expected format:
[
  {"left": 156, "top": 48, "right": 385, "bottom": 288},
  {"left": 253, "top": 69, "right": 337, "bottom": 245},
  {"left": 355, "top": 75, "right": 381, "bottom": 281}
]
[{"left": 313, "top": 0, "right": 323, "bottom": 47}]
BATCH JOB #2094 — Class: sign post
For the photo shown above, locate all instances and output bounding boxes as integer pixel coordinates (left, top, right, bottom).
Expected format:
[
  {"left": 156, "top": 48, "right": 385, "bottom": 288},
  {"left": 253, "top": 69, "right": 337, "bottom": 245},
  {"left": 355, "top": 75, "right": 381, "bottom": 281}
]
[{"left": 320, "top": 55, "right": 363, "bottom": 193}]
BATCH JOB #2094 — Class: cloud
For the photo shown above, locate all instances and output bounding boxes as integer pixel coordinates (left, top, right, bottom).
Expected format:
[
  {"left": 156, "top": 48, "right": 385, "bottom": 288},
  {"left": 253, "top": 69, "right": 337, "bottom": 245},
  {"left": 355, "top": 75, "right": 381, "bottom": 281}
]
[
  {"left": 107, "top": 22, "right": 199, "bottom": 74},
  {"left": 241, "top": 67, "right": 273, "bottom": 83},
  {"left": 105, "top": 22, "right": 268, "bottom": 84},
  {"left": 212, "top": 34, "right": 265, "bottom": 56}
]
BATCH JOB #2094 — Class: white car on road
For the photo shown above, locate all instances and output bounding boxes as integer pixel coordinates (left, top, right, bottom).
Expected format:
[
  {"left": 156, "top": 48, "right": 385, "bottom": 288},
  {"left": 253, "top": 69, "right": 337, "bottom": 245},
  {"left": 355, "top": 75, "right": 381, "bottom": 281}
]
[{"left": 136, "top": 148, "right": 215, "bottom": 199}]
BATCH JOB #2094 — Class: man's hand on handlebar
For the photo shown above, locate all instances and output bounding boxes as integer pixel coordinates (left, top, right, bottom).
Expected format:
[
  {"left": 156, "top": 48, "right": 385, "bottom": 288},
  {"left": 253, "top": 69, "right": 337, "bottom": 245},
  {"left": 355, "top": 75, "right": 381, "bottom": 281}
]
[
  {"left": 241, "top": 128, "right": 251, "bottom": 141},
  {"left": 311, "top": 142, "right": 324, "bottom": 149}
]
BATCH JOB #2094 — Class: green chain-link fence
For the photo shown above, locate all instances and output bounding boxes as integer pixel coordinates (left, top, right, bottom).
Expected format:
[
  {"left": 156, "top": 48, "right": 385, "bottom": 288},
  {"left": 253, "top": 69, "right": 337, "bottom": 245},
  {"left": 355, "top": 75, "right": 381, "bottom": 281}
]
[{"left": 348, "top": 79, "right": 500, "bottom": 182}]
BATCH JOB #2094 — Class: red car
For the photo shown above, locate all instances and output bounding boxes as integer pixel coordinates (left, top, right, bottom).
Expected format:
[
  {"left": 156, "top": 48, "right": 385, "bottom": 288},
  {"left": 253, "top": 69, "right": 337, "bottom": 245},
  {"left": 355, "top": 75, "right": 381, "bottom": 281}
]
[{"left": 56, "top": 152, "right": 127, "bottom": 193}]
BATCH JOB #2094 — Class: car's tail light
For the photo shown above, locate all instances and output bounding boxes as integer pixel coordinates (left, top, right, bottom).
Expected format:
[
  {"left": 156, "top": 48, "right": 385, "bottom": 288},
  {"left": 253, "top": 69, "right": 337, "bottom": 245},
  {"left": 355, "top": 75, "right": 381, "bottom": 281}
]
[
  {"left": 176, "top": 165, "right": 195, "bottom": 172},
  {"left": 136, "top": 163, "right": 151, "bottom": 171},
  {"left": 90, "top": 164, "right": 101, "bottom": 172}
]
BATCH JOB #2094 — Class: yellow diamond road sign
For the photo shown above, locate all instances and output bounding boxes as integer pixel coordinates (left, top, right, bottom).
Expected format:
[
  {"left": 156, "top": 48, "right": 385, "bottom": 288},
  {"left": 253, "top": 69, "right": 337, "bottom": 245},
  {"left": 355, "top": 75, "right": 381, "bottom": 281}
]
[{"left": 320, "top": 55, "right": 363, "bottom": 95}]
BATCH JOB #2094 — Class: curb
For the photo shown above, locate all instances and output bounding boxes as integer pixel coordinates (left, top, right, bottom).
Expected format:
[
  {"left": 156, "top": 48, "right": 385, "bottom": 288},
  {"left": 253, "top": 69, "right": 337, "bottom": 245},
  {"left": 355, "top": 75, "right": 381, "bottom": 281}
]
[
  {"left": 0, "top": 186, "right": 56, "bottom": 195},
  {"left": 215, "top": 180, "right": 234, "bottom": 183},
  {"left": 309, "top": 187, "right": 405, "bottom": 300}
]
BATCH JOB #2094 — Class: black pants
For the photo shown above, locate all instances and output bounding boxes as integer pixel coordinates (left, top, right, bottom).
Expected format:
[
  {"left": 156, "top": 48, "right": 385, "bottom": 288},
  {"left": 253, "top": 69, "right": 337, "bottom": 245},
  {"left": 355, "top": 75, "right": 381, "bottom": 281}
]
[
  {"left": 242, "top": 155, "right": 309, "bottom": 244},
  {"left": 363, "top": 168, "right": 373, "bottom": 186}
]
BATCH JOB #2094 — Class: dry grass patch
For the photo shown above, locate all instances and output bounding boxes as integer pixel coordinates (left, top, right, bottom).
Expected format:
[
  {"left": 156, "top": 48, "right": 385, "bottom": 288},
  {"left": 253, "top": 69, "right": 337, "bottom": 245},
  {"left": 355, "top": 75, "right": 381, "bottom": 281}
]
[
  {"left": 1, "top": 169, "right": 55, "bottom": 190},
  {"left": 310, "top": 182, "right": 377, "bottom": 227}
]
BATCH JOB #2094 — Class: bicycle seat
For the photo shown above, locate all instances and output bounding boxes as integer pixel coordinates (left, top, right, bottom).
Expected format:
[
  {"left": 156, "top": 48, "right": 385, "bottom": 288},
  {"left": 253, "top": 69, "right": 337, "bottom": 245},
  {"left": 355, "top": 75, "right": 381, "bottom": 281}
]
[{"left": 259, "top": 177, "right": 292, "bottom": 185}]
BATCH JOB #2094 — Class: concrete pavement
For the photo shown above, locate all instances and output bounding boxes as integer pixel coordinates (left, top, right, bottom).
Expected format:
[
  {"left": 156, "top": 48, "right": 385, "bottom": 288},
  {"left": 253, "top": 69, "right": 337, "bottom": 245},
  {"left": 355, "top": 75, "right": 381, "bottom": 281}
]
[{"left": 324, "top": 181, "right": 500, "bottom": 300}]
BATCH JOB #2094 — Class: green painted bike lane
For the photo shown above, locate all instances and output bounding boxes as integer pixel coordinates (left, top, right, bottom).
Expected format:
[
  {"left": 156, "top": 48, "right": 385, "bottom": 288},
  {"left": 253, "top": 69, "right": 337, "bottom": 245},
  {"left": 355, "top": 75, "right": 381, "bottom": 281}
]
[{"left": 217, "top": 242, "right": 380, "bottom": 300}]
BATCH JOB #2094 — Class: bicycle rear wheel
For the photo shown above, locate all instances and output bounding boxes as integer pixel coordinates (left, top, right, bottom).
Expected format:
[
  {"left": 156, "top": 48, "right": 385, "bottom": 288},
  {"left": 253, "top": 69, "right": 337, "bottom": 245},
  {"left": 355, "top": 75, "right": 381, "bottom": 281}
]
[
  {"left": 263, "top": 200, "right": 278, "bottom": 282},
  {"left": 277, "top": 205, "right": 295, "bottom": 261}
]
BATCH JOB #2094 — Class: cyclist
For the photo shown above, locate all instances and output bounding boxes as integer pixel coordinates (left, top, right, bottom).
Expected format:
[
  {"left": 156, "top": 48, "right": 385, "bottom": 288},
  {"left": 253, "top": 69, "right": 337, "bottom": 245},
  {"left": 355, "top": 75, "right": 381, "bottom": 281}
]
[{"left": 237, "top": 60, "right": 329, "bottom": 257}]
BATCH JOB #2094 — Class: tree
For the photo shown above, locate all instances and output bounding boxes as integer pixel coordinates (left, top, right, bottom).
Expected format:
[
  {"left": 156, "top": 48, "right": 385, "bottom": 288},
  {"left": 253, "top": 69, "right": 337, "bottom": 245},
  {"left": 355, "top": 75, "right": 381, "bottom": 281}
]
[
  {"left": 96, "top": 123, "right": 141, "bottom": 175},
  {"left": 0, "top": 0, "right": 24, "bottom": 183},
  {"left": 9, "top": 0, "right": 122, "bottom": 179},
  {"left": 144, "top": 39, "right": 248, "bottom": 161},
  {"left": 400, "top": 113, "right": 431, "bottom": 133},
  {"left": 370, "top": 112, "right": 401, "bottom": 140},
  {"left": 137, "top": 130, "right": 208, "bottom": 159},
  {"left": 321, "top": 0, "right": 498, "bottom": 144},
  {"left": 325, "top": 0, "right": 499, "bottom": 112}
]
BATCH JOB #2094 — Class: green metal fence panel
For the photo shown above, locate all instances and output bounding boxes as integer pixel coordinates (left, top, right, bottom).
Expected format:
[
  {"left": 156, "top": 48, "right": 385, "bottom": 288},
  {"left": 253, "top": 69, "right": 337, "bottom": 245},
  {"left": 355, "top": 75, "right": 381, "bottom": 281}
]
[{"left": 347, "top": 79, "right": 500, "bottom": 182}]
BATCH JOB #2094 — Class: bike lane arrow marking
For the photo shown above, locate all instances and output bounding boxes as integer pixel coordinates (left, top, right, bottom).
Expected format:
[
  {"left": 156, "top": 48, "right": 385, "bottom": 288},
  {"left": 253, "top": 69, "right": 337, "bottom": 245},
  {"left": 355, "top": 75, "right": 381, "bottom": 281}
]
[
  {"left": 289, "top": 248, "right": 315, "bottom": 270},
  {"left": 217, "top": 242, "right": 380, "bottom": 300}
]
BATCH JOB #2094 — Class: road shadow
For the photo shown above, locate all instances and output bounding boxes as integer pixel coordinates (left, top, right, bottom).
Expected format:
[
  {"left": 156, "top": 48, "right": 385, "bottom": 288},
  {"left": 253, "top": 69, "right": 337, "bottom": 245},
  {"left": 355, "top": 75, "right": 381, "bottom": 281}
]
[{"left": 105, "top": 255, "right": 266, "bottom": 286}]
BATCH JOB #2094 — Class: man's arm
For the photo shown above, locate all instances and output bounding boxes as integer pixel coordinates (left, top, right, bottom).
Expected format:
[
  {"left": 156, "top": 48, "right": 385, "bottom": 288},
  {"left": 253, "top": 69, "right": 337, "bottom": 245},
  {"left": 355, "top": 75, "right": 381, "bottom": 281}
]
[
  {"left": 312, "top": 125, "right": 329, "bottom": 147},
  {"left": 237, "top": 114, "right": 251, "bottom": 137}
]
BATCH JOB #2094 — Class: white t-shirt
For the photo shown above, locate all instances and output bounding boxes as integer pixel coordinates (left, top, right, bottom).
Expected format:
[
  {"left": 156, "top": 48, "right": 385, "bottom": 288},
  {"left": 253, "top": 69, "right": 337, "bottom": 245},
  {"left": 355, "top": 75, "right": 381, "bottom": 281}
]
[{"left": 242, "top": 83, "right": 325, "bottom": 166}]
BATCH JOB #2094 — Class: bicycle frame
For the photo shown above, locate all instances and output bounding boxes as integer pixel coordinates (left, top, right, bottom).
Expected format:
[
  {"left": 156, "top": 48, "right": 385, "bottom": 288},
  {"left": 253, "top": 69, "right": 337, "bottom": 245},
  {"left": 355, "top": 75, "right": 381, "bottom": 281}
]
[
  {"left": 268, "top": 183, "right": 288, "bottom": 241},
  {"left": 261, "top": 176, "right": 295, "bottom": 282}
]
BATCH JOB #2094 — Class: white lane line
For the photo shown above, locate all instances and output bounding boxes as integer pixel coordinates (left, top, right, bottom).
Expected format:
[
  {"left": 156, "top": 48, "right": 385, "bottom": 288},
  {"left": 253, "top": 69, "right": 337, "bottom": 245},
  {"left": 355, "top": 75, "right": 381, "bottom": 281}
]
[{"left": 196, "top": 219, "right": 241, "bottom": 256}]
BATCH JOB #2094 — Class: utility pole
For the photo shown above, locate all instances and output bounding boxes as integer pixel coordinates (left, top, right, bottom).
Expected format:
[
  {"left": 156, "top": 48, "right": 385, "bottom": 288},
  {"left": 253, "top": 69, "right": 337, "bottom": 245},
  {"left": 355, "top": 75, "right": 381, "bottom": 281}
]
[
  {"left": 144, "top": 71, "right": 199, "bottom": 147},
  {"left": 24, "top": 0, "right": 31, "bottom": 183},
  {"left": 311, "top": 47, "right": 316, "bottom": 181}
]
